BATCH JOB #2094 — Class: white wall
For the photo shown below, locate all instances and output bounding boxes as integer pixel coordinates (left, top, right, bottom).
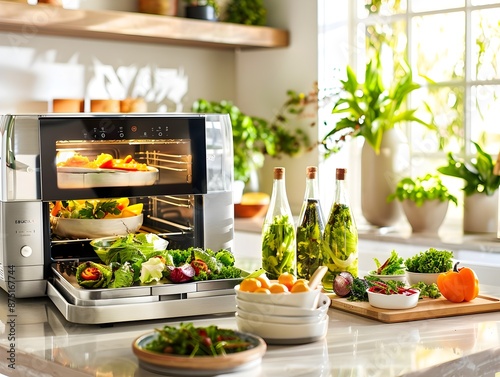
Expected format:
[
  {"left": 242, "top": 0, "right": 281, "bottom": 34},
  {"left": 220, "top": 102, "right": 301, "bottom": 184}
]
[
  {"left": 0, "top": 30, "right": 236, "bottom": 113},
  {"left": 235, "top": 0, "right": 320, "bottom": 214}
]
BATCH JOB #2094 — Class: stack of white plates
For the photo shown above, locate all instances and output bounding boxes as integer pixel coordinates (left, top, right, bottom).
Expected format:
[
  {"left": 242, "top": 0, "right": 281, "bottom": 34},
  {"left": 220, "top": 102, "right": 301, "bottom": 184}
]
[{"left": 234, "top": 292, "right": 331, "bottom": 345}]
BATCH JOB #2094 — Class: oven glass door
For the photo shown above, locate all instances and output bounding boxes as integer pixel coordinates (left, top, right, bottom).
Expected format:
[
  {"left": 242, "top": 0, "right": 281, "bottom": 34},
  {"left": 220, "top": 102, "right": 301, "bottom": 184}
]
[{"left": 39, "top": 115, "right": 207, "bottom": 201}]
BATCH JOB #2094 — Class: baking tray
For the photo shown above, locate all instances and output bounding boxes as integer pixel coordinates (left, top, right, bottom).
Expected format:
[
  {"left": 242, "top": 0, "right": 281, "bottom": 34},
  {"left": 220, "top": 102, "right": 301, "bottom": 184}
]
[
  {"left": 51, "top": 262, "right": 243, "bottom": 305},
  {"left": 329, "top": 294, "right": 500, "bottom": 323},
  {"left": 57, "top": 166, "right": 159, "bottom": 188}
]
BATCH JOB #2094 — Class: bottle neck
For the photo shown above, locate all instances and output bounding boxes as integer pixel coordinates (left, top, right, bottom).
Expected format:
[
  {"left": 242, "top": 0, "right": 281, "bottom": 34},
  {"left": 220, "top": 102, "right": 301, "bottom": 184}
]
[
  {"left": 267, "top": 177, "right": 292, "bottom": 219},
  {"left": 303, "top": 177, "right": 320, "bottom": 200},
  {"left": 335, "top": 178, "right": 348, "bottom": 205}
]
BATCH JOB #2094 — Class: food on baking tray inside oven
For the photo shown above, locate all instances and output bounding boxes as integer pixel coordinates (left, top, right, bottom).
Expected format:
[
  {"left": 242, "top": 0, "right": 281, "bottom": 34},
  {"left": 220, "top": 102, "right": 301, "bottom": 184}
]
[
  {"left": 55, "top": 152, "right": 160, "bottom": 189},
  {"left": 50, "top": 198, "right": 144, "bottom": 239},
  {"left": 54, "top": 233, "right": 242, "bottom": 290}
]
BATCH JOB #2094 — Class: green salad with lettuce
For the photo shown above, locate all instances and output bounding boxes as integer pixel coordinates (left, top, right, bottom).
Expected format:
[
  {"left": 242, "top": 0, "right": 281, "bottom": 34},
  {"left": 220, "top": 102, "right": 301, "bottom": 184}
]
[
  {"left": 404, "top": 247, "right": 454, "bottom": 273},
  {"left": 76, "top": 233, "right": 241, "bottom": 289}
]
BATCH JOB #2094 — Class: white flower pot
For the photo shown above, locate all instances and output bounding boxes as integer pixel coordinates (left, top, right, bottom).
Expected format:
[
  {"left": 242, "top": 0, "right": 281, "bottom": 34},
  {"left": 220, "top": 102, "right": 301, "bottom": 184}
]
[
  {"left": 401, "top": 199, "right": 449, "bottom": 233},
  {"left": 361, "top": 128, "right": 410, "bottom": 227},
  {"left": 464, "top": 192, "right": 498, "bottom": 234}
]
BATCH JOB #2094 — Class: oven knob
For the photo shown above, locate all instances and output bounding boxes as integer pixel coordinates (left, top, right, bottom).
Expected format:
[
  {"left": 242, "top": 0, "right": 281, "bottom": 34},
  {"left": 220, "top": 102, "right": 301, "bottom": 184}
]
[{"left": 20, "top": 245, "right": 32, "bottom": 258}]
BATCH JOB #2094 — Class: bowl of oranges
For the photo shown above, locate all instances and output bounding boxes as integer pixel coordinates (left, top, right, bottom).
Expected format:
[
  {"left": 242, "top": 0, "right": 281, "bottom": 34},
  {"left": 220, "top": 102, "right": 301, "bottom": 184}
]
[
  {"left": 234, "top": 272, "right": 322, "bottom": 309},
  {"left": 234, "top": 271, "right": 329, "bottom": 344}
]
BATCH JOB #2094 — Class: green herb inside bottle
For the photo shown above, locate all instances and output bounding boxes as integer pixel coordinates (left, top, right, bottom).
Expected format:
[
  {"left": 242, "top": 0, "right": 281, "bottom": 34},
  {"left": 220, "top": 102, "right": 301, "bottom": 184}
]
[
  {"left": 262, "top": 214, "right": 296, "bottom": 280},
  {"left": 296, "top": 199, "right": 324, "bottom": 280},
  {"left": 322, "top": 168, "right": 358, "bottom": 292}
]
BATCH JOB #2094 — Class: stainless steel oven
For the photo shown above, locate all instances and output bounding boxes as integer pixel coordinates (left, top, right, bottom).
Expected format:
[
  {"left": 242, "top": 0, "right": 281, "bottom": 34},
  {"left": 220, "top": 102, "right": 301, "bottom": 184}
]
[{"left": 0, "top": 113, "right": 237, "bottom": 323}]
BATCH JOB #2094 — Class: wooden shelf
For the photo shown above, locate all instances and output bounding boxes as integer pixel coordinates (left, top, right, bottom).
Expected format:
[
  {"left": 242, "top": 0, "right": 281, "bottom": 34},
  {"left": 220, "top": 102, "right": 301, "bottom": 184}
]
[{"left": 0, "top": 1, "right": 289, "bottom": 50}]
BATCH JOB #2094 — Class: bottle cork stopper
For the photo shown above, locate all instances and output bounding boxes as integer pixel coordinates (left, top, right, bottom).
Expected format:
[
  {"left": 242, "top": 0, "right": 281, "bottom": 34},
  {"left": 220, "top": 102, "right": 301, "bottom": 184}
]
[
  {"left": 306, "top": 166, "right": 317, "bottom": 179},
  {"left": 274, "top": 167, "right": 285, "bottom": 180},
  {"left": 336, "top": 168, "right": 346, "bottom": 180}
]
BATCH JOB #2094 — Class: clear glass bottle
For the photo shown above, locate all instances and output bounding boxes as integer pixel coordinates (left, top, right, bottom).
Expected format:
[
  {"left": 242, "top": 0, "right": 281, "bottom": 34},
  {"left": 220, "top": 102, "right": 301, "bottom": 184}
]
[
  {"left": 322, "top": 168, "right": 358, "bottom": 292},
  {"left": 296, "top": 166, "right": 325, "bottom": 280},
  {"left": 261, "top": 167, "right": 296, "bottom": 280}
]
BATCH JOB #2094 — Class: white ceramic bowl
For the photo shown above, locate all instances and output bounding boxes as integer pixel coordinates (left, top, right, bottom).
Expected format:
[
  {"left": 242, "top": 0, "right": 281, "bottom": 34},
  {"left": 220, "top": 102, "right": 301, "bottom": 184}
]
[
  {"left": 405, "top": 271, "right": 442, "bottom": 286},
  {"left": 235, "top": 313, "right": 329, "bottom": 345},
  {"left": 234, "top": 284, "right": 321, "bottom": 309},
  {"left": 235, "top": 293, "right": 331, "bottom": 317},
  {"left": 236, "top": 306, "right": 327, "bottom": 325},
  {"left": 51, "top": 214, "right": 143, "bottom": 239},
  {"left": 367, "top": 288, "right": 420, "bottom": 310},
  {"left": 368, "top": 272, "right": 407, "bottom": 284}
]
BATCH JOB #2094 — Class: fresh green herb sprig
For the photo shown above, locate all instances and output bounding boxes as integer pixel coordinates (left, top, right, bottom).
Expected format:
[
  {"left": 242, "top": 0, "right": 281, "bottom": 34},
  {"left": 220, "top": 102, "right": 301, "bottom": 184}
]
[
  {"left": 145, "top": 323, "right": 254, "bottom": 356},
  {"left": 347, "top": 277, "right": 369, "bottom": 302},
  {"left": 59, "top": 200, "right": 121, "bottom": 219},
  {"left": 404, "top": 248, "right": 454, "bottom": 273},
  {"left": 372, "top": 250, "right": 405, "bottom": 275},
  {"left": 410, "top": 281, "right": 441, "bottom": 299}
]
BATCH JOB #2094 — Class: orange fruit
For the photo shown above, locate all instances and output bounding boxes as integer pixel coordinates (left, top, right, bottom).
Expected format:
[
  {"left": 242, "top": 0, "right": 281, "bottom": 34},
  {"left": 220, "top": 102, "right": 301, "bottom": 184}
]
[
  {"left": 291, "top": 281, "right": 311, "bottom": 293},
  {"left": 254, "top": 287, "right": 271, "bottom": 294},
  {"left": 239, "top": 278, "right": 262, "bottom": 292},
  {"left": 269, "top": 283, "right": 289, "bottom": 294},
  {"left": 121, "top": 203, "right": 143, "bottom": 217},
  {"left": 278, "top": 272, "right": 297, "bottom": 291},
  {"left": 256, "top": 275, "right": 271, "bottom": 289}
]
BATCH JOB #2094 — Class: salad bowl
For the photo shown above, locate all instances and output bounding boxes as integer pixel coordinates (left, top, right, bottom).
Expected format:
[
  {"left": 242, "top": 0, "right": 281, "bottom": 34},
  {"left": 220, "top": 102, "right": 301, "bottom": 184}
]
[{"left": 367, "top": 288, "right": 420, "bottom": 310}]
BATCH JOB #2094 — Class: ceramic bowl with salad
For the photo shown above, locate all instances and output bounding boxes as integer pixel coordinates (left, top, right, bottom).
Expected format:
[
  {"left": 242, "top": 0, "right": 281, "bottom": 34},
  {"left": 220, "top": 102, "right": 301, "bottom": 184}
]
[
  {"left": 404, "top": 248, "right": 454, "bottom": 285},
  {"left": 367, "top": 250, "right": 407, "bottom": 283},
  {"left": 366, "top": 281, "right": 420, "bottom": 310},
  {"left": 50, "top": 198, "right": 143, "bottom": 239}
]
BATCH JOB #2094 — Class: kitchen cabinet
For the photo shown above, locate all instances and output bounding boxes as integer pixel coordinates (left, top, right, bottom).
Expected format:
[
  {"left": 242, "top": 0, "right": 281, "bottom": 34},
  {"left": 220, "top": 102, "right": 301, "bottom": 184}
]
[{"left": 0, "top": 1, "right": 289, "bottom": 50}]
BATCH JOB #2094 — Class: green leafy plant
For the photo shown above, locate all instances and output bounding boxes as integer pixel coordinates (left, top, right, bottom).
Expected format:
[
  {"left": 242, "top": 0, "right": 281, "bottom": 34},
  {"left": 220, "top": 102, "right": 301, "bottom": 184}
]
[
  {"left": 224, "top": 0, "right": 266, "bottom": 26},
  {"left": 322, "top": 59, "right": 440, "bottom": 157},
  {"left": 191, "top": 88, "right": 314, "bottom": 183},
  {"left": 437, "top": 141, "right": 500, "bottom": 196},
  {"left": 387, "top": 174, "right": 458, "bottom": 207}
]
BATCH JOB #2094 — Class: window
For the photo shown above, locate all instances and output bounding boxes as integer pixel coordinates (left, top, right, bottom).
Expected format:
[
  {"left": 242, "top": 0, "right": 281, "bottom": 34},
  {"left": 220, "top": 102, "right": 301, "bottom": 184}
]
[{"left": 319, "top": 0, "right": 500, "bottom": 225}]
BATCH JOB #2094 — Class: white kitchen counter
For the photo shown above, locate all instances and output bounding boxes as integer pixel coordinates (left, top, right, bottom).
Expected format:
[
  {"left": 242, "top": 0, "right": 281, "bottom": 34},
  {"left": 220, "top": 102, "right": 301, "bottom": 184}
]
[
  {"left": 1, "top": 227, "right": 500, "bottom": 377},
  {"left": 0, "top": 284, "right": 499, "bottom": 377}
]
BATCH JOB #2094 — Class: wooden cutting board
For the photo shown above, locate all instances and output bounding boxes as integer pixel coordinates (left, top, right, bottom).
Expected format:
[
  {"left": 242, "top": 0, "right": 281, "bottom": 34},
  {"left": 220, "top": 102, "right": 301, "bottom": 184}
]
[{"left": 328, "top": 294, "right": 500, "bottom": 323}]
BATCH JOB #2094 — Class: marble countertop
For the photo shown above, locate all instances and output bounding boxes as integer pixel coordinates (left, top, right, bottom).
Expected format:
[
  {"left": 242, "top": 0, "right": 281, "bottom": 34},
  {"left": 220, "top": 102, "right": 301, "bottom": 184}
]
[
  {"left": 1, "top": 229, "right": 500, "bottom": 376},
  {"left": 1, "top": 284, "right": 500, "bottom": 376}
]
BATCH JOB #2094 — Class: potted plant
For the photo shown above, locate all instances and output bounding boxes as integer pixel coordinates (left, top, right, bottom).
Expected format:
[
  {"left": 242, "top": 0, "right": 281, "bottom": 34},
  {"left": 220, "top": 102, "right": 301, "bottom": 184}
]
[
  {"left": 223, "top": 0, "right": 267, "bottom": 26},
  {"left": 387, "top": 174, "right": 458, "bottom": 233},
  {"left": 183, "top": 0, "right": 218, "bottom": 21},
  {"left": 191, "top": 89, "right": 314, "bottom": 200},
  {"left": 321, "top": 59, "right": 440, "bottom": 227},
  {"left": 437, "top": 141, "right": 500, "bottom": 233}
]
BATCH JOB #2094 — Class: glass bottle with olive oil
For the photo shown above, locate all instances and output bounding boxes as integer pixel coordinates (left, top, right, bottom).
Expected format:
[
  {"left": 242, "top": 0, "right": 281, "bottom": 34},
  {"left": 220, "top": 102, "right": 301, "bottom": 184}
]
[
  {"left": 322, "top": 168, "right": 358, "bottom": 292},
  {"left": 296, "top": 166, "right": 325, "bottom": 280},
  {"left": 261, "top": 167, "right": 296, "bottom": 280}
]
